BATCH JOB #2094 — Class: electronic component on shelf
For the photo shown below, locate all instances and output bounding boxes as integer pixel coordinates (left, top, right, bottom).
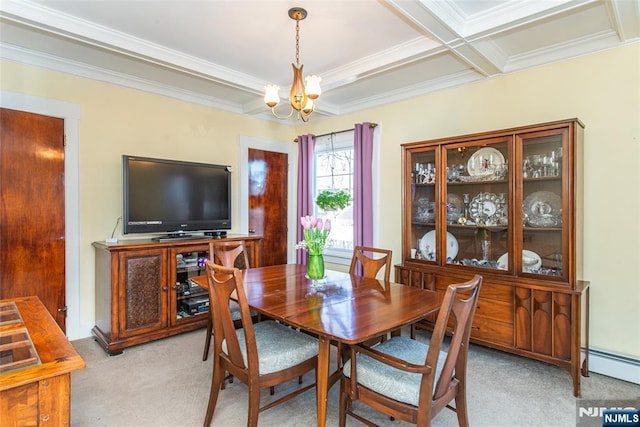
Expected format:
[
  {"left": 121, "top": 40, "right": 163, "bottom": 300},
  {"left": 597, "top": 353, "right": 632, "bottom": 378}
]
[
  {"left": 180, "top": 296, "right": 209, "bottom": 315},
  {"left": 175, "top": 281, "right": 207, "bottom": 297}
]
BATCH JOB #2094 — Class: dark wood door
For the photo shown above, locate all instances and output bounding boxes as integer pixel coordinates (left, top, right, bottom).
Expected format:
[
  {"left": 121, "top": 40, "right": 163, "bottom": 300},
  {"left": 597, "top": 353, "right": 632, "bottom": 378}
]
[
  {"left": 248, "top": 149, "right": 288, "bottom": 266},
  {"left": 0, "top": 108, "right": 66, "bottom": 331}
]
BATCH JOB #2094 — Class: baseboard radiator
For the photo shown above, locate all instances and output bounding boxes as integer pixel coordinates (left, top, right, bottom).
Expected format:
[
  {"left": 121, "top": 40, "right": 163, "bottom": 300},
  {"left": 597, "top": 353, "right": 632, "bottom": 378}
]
[{"left": 588, "top": 347, "right": 640, "bottom": 385}]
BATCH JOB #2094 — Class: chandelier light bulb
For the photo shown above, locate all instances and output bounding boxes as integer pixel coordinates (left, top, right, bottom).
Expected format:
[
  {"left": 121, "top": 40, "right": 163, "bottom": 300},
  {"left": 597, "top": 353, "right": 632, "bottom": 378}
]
[
  {"left": 305, "top": 75, "right": 322, "bottom": 99},
  {"left": 264, "top": 85, "right": 280, "bottom": 108}
]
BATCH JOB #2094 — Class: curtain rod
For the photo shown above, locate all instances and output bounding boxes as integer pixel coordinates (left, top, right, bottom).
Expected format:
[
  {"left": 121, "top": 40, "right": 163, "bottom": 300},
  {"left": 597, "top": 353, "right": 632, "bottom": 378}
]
[{"left": 294, "top": 122, "right": 377, "bottom": 142}]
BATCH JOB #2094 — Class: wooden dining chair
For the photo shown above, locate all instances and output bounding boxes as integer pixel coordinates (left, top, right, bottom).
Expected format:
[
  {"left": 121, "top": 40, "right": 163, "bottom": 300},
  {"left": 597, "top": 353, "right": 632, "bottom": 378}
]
[
  {"left": 339, "top": 274, "right": 483, "bottom": 427},
  {"left": 203, "top": 240, "right": 252, "bottom": 361},
  {"left": 203, "top": 261, "right": 318, "bottom": 427},
  {"left": 349, "top": 246, "right": 392, "bottom": 282}
]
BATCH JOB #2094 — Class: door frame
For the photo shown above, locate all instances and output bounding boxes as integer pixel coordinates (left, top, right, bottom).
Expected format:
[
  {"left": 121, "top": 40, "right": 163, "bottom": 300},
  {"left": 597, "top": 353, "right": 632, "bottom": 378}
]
[
  {"left": 1, "top": 91, "right": 83, "bottom": 339},
  {"left": 239, "top": 136, "right": 297, "bottom": 263}
]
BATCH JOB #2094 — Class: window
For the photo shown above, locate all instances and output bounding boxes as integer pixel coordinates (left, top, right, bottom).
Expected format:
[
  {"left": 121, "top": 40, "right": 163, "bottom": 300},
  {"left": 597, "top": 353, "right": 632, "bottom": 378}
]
[{"left": 314, "top": 132, "right": 354, "bottom": 261}]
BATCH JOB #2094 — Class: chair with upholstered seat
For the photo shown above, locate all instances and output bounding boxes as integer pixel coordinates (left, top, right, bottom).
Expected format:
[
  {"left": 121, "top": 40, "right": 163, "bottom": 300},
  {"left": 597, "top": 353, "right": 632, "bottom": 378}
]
[
  {"left": 339, "top": 274, "right": 483, "bottom": 427},
  {"left": 203, "top": 261, "right": 318, "bottom": 427},
  {"left": 349, "top": 246, "right": 392, "bottom": 282},
  {"left": 202, "top": 240, "right": 251, "bottom": 361}
]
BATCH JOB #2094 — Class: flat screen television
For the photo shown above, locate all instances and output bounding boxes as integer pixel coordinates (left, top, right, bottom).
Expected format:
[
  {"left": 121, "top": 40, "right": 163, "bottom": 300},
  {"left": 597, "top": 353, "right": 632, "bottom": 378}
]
[{"left": 123, "top": 155, "right": 231, "bottom": 239}]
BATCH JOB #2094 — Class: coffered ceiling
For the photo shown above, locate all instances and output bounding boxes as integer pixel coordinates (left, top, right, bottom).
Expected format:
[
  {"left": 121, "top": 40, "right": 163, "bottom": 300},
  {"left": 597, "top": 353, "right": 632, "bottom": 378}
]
[{"left": 1, "top": 0, "right": 638, "bottom": 124}]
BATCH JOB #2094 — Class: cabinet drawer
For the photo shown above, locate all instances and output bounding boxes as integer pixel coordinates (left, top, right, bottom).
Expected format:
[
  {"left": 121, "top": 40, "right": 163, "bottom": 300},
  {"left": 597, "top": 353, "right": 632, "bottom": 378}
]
[
  {"left": 474, "top": 298, "right": 512, "bottom": 324},
  {"left": 435, "top": 279, "right": 512, "bottom": 304},
  {"left": 478, "top": 282, "right": 512, "bottom": 303},
  {"left": 471, "top": 318, "right": 513, "bottom": 347}
]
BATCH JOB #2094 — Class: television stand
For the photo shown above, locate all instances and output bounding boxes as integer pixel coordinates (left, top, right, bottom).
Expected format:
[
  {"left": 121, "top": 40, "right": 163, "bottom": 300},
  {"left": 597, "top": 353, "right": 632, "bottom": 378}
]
[
  {"left": 91, "top": 234, "right": 263, "bottom": 355},
  {"left": 204, "top": 230, "right": 227, "bottom": 239}
]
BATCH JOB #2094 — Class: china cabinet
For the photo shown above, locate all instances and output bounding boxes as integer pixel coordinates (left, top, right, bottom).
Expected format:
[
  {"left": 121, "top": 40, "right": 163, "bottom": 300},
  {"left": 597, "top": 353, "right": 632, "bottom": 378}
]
[
  {"left": 92, "top": 235, "right": 261, "bottom": 355},
  {"left": 395, "top": 118, "right": 589, "bottom": 396}
]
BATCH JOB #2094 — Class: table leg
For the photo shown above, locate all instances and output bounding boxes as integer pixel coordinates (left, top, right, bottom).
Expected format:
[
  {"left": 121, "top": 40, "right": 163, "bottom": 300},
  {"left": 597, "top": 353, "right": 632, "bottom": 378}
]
[{"left": 316, "top": 335, "right": 330, "bottom": 427}]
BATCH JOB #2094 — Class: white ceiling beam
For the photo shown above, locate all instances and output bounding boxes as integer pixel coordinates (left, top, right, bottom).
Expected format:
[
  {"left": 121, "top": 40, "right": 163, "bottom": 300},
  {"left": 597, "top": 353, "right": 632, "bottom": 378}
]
[
  {"left": 450, "top": 0, "right": 596, "bottom": 38},
  {"left": 320, "top": 37, "right": 445, "bottom": 91},
  {"left": 387, "top": 0, "right": 503, "bottom": 75},
  {"left": 605, "top": 0, "right": 640, "bottom": 41}
]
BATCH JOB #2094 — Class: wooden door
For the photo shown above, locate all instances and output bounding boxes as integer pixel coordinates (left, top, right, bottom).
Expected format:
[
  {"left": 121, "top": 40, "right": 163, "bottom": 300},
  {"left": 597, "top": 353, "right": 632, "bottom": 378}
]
[
  {"left": 248, "top": 149, "right": 288, "bottom": 266},
  {"left": 0, "top": 108, "right": 66, "bottom": 331}
]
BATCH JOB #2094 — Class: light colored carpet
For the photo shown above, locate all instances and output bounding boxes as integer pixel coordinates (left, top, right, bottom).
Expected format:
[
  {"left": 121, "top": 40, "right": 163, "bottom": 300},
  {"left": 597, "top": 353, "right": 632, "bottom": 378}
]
[{"left": 70, "top": 328, "right": 638, "bottom": 426}]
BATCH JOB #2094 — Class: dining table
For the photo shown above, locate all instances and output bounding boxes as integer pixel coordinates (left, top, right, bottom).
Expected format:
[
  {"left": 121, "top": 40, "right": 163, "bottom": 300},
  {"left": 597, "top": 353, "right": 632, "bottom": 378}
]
[{"left": 193, "top": 263, "right": 440, "bottom": 427}]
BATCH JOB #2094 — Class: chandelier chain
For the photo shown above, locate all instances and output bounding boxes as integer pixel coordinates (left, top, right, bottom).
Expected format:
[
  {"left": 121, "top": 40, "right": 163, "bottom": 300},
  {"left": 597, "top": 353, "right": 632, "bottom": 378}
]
[{"left": 295, "top": 20, "right": 300, "bottom": 65}]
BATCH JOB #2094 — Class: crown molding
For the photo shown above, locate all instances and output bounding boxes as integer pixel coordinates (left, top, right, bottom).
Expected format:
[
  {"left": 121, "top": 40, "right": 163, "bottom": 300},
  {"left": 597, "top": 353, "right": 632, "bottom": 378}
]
[
  {"left": 504, "top": 29, "right": 632, "bottom": 72},
  {"left": 0, "top": 43, "right": 245, "bottom": 114}
]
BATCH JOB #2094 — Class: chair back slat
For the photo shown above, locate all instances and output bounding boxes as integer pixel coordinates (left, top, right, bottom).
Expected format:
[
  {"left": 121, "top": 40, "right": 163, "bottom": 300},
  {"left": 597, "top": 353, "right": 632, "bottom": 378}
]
[
  {"left": 349, "top": 246, "right": 392, "bottom": 282},
  {"left": 210, "top": 240, "right": 250, "bottom": 269},
  {"left": 205, "top": 261, "right": 258, "bottom": 372},
  {"left": 425, "top": 275, "right": 482, "bottom": 403},
  {"left": 202, "top": 240, "right": 250, "bottom": 362}
]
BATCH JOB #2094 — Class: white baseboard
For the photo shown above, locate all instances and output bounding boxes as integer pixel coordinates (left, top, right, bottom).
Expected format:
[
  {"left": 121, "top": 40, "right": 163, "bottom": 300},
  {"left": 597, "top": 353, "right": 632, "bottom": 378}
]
[
  {"left": 588, "top": 347, "right": 640, "bottom": 384},
  {"left": 68, "top": 322, "right": 94, "bottom": 341}
]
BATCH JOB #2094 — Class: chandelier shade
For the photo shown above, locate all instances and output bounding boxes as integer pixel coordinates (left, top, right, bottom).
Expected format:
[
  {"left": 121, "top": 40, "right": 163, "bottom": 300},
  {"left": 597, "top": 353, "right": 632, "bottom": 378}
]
[{"left": 264, "top": 7, "right": 321, "bottom": 122}]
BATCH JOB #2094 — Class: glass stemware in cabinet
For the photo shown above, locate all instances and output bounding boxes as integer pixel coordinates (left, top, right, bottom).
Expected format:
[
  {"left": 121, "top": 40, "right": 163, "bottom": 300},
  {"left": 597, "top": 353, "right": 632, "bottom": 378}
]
[
  {"left": 521, "top": 133, "right": 565, "bottom": 278},
  {"left": 409, "top": 149, "right": 436, "bottom": 262}
]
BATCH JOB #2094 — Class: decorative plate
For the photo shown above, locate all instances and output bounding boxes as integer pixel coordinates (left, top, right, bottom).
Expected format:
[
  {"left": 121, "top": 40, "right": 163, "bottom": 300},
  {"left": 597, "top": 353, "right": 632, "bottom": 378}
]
[
  {"left": 419, "top": 230, "right": 459, "bottom": 261},
  {"left": 523, "top": 191, "right": 562, "bottom": 227},
  {"left": 468, "top": 192, "right": 506, "bottom": 225},
  {"left": 497, "top": 250, "right": 542, "bottom": 273},
  {"left": 467, "top": 147, "right": 505, "bottom": 177}
]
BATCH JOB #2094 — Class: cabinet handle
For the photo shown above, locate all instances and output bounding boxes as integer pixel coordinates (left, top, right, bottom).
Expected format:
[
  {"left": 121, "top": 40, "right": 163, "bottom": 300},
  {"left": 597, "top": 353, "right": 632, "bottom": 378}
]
[{"left": 162, "top": 286, "right": 168, "bottom": 291}]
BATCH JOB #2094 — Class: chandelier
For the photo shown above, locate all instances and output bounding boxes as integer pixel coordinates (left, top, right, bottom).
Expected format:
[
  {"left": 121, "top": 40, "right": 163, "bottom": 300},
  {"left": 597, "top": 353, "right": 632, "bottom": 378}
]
[{"left": 263, "top": 7, "right": 321, "bottom": 122}]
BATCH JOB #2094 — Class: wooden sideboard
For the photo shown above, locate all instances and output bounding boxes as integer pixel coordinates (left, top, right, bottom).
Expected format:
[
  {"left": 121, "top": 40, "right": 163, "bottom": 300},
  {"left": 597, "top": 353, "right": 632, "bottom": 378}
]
[
  {"left": 91, "top": 234, "right": 262, "bottom": 355},
  {"left": 0, "top": 296, "right": 85, "bottom": 426}
]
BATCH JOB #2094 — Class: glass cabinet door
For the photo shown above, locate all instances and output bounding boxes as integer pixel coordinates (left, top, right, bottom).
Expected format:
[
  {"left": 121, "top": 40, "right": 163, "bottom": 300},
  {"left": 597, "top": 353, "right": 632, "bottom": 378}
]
[
  {"left": 444, "top": 139, "right": 510, "bottom": 269},
  {"left": 408, "top": 148, "right": 437, "bottom": 262},
  {"left": 518, "top": 130, "right": 566, "bottom": 278}
]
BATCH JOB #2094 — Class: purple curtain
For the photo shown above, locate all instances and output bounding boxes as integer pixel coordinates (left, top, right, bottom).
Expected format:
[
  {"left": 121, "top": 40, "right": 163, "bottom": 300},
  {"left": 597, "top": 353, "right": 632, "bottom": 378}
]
[
  {"left": 354, "top": 122, "right": 375, "bottom": 255},
  {"left": 296, "top": 134, "right": 316, "bottom": 264}
]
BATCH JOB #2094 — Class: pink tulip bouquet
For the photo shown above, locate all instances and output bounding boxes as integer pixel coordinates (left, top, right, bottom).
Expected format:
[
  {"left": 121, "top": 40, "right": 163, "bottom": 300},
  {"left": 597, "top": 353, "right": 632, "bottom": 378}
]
[{"left": 297, "top": 215, "right": 331, "bottom": 255}]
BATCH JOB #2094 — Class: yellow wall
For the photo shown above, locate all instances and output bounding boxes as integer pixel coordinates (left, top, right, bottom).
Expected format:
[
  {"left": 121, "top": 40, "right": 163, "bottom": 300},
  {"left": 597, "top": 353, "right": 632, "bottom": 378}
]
[
  {"left": 1, "top": 42, "right": 638, "bottom": 359},
  {"left": 298, "top": 42, "right": 640, "bottom": 359}
]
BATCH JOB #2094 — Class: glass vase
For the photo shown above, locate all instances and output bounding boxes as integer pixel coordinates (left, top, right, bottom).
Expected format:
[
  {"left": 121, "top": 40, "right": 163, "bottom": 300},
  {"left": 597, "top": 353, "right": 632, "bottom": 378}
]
[
  {"left": 306, "top": 254, "right": 325, "bottom": 280},
  {"left": 481, "top": 239, "right": 491, "bottom": 261}
]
